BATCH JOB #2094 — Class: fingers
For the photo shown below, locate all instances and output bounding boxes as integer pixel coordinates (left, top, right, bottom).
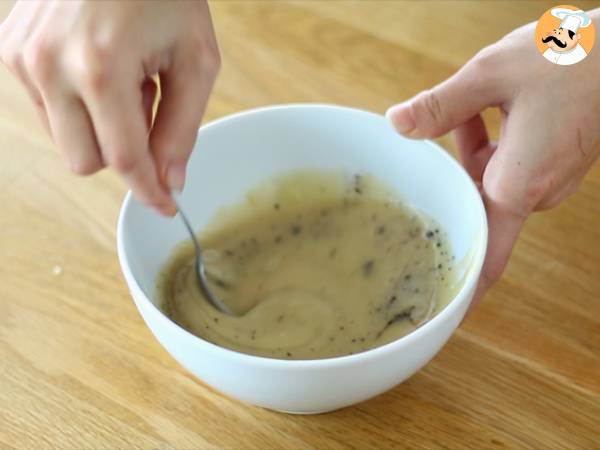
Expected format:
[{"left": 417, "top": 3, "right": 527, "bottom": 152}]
[
  {"left": 468, "top": 192, "right": 524, "bottom": 312},
  {"left": 0, "top": 41, "right": 51, "bottom": 133},
  {"left": 0, "top": 0, "right": 221, "bottom": 217},
  {"left": 463, "top": 109, "right": 530, "bottom": 313},
  {"left": 149, "top": 43, "right": 220, "bottom": 192},
  {"left": 453, "top": 114, "right": 497, "bottom": 183},
  {"left": 386, "top": 47, "right": 504, "bottom": 139},
  {"left": 43, "top": 93, "right": 104, "bottom": 175},
  {"left": 81, "top": 73, "right": 176, "bottom": 216},
  {"left": 10, "top": 56, "right": 50, "bottom": 124},
  {"left": 3, "top": 44, "right": 105, "bottom": 178}
]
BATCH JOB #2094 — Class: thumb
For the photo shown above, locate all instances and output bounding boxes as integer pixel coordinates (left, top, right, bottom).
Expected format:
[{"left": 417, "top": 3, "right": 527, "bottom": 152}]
[
  {"left": 386, "top": 55, "right": 502, "bottom": 139},
  {"left": 461, "top": 192, "right": 524, "bottom": 326},
  {"left": 467, "top": 191, "right": 524, "bottom": 314}
]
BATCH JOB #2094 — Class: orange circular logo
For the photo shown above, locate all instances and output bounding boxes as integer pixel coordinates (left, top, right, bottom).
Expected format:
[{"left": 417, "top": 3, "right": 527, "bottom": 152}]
[{"left": 535, "top": 5, "right": 595, "bottom": 65}]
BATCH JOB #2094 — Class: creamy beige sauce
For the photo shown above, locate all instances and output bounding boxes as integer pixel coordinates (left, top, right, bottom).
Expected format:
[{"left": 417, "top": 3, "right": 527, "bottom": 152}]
[{"left": 159, "top": 171, "right": 456, "bottom": 360}]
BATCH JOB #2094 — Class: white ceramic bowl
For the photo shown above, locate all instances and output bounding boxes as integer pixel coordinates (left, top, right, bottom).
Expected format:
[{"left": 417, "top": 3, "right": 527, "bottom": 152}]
[{"left": 117, "top": 104, "right": 487, "bottom": 414}]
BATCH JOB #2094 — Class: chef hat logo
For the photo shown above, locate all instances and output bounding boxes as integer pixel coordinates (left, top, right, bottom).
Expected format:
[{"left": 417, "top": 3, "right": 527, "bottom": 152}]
[
  {"left": 552, "top": 8, "right": 591, "bottom": 33},
  {"left": 535, "top": 4, "right": 595, "bottom": 66}
]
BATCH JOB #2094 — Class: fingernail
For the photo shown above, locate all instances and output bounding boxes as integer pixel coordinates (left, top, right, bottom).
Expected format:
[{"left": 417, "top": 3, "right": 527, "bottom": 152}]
[
  {"left": 166, "top": 163, "right": 186, "bottom": 192},
  {"left": 385, "top": 102, "right": 416, "bottom": 136},
  {"left": 164, "top": 203, "right": 178, "bottom": 216},
  {"left": 156, "top": 202, "right": 177, "bottom": 217}
]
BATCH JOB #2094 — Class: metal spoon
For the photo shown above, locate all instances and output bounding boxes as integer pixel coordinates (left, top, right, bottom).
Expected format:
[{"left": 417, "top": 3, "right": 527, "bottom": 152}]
[{"left": 173, "top": 198, "right": 232, "bottom": 315}]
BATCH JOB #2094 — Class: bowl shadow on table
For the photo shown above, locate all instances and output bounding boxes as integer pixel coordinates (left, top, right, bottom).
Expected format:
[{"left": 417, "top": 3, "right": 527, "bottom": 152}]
[
  {"left": 138, "top": 310, "right": 524, "bottom": 448},
  {"left": 235, "top": 330, "right": 510, "bottom": 448}
]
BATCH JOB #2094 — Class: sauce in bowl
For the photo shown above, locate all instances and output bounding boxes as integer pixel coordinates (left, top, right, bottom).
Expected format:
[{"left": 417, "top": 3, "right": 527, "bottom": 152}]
[{"left": 159, "top": 170, "right": 456, "bottom": 359}]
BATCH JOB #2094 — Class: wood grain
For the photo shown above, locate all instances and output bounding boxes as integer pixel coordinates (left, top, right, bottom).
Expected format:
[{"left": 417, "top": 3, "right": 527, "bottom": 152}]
[{"left": 1, "top": 1, "right": 599, "bottom": 448}]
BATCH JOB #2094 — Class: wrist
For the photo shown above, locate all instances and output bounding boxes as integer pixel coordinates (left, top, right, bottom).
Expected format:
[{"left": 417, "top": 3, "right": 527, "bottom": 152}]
[{"left": 588, "top": 7, "right": 600, "bottom": 21}]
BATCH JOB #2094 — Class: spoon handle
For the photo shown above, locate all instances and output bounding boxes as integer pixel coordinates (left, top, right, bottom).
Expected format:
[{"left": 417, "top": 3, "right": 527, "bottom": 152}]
[{"left": 173, "top": 196, "right": 232, "bottom": 315}]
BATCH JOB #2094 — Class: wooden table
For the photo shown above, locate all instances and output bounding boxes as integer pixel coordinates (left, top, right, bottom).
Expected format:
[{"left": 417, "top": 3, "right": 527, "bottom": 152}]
[{"left": 1, "top": 1, "right": 599, "bottom": 448}]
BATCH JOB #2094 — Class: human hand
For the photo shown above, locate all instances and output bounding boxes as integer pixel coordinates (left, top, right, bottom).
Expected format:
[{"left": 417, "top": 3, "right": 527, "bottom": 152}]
[
  {"left": 0, "top": 0, "right": 220, "bottom": 215},
  {"left": 386, "top": 12, "right": 600, "bottom": 309}
]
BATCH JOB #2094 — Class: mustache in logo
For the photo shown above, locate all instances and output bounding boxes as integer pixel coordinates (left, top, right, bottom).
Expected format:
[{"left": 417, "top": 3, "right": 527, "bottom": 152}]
[{"left": 542, "top": 35, "right": 567, "bottom": 48}]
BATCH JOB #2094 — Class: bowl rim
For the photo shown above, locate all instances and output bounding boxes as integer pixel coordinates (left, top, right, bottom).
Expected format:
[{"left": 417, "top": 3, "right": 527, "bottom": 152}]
[{"left": 117, "top": 103, "right": 488, "bottom": 369}]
